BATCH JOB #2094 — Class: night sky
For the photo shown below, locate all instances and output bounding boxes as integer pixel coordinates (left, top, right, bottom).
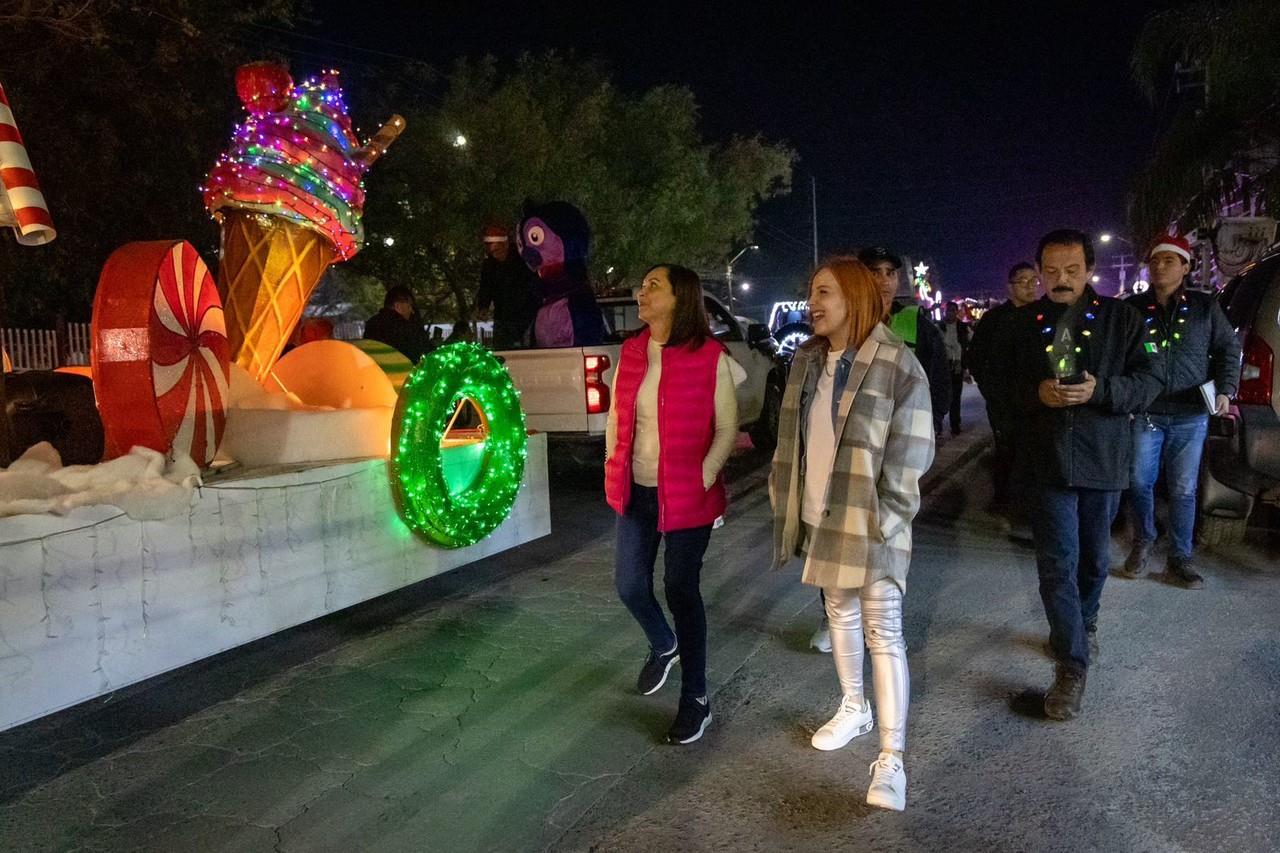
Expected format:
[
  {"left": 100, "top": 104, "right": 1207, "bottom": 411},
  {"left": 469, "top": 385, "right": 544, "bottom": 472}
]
[{"left": 300, "top": 0, "right": 1162, "bottom": 306}]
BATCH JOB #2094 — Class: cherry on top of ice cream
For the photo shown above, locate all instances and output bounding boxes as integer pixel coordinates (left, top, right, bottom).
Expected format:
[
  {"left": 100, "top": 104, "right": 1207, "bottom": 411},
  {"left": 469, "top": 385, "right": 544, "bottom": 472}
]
[{"left": 204, "top": 65, "right": 370, "bottom": 261}]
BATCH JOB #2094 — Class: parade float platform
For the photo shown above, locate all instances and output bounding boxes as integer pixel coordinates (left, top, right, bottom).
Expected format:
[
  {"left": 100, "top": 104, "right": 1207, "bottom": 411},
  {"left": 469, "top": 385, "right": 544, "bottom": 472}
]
[{"left": 0, "top": 433, "right": 549, "bottom": 733}]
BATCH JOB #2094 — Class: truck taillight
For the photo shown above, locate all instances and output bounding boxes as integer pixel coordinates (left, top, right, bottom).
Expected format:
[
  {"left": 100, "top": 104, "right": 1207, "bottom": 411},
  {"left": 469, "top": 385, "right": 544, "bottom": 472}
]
[
  {"left": 585, "top": 354, "right": 611, "bottom": 415},
  {"left": 1237, "top": 332, "right": 1273, "bottom": 406}
]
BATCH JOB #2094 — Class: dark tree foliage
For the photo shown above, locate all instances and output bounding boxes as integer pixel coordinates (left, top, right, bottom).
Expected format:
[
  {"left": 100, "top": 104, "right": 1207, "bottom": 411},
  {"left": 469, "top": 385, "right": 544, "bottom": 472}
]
[
  {"left": 342, "top": 53, "right": 795, "bottom": 323},
  {"left": 0, "top": 0, "right": 302, "bottom": 325},
  {"left": 1129, "top": 0, "right": 1280, "bottom": 242}
]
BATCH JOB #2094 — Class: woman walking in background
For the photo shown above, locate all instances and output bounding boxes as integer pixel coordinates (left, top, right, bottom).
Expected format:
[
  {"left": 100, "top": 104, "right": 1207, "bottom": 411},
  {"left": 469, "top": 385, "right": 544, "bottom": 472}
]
[
  {"left": 770, "top": 257, "right": 935, "bottom": 810},
  {"left": 605, "top": 264, "right": 742, "bottom": 744}
]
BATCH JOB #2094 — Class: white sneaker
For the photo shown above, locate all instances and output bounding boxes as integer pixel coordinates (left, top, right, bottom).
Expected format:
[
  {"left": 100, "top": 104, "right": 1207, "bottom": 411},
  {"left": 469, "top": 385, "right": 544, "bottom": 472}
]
[
  {"left": 810, "top": 620, "right": 832, "bottom": 654},
  {"left": 866, "top": 752, "right": 906, "bottom": 811},
  {"left": 810, "top": 695, "right": 874, "bottom": 751}
]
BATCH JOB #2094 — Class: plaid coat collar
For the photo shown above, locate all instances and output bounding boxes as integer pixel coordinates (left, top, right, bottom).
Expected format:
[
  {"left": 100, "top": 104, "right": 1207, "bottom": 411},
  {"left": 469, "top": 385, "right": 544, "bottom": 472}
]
[{"left": 794, "top": 327, "right": 884, "bottom": 443}]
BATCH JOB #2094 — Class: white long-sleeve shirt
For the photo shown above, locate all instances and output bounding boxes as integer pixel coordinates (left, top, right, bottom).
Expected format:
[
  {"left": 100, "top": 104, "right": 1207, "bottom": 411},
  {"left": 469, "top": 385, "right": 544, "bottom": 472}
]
[
  {"left": 801, "top": 349, "right": 844, "bottom": 527},
  {"left": 606, "top": 338, "right": 744, "bottom": 489}
]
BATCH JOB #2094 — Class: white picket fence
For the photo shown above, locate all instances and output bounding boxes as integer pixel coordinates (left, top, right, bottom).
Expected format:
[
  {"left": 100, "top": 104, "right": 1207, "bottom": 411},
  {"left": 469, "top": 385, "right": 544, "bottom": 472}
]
[
  {"left": 331, "top": 319, "right": 364, "bottom": 341},
  {"left": 3, "top": 319, "right": 494, "bottom": 372},
  {"left": 1, "top": 323, "right": 91, "bottom": 370},
  {"left": 332, "top": 319, "right": 494, "bottom": 346}
]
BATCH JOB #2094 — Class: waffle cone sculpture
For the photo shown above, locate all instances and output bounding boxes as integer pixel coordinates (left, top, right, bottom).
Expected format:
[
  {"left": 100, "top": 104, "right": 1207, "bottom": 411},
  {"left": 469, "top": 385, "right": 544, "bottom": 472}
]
[
  {"left": 203, "top": 62, "right": 404, "bottom": 382},
  {"left": 216, "top": 210, "right": 335, "bottom": 380}
]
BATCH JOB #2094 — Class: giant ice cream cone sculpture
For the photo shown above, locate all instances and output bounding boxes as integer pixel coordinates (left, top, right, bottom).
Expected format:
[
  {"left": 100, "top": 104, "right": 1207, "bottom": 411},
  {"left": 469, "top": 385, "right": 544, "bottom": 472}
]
[{"left": 203, "top": 63, "right": 404, "bottom": 381}]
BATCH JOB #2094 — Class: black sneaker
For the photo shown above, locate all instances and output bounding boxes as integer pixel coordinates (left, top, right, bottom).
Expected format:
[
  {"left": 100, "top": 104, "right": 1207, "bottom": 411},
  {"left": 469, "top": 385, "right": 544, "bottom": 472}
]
[
  {"left": 1043, "top": 663, "right": 1086, "bottom": 721},
  {"left": 667, "top": 695, "right": 712, "bottom": 744},
  {"left": 1166, "top": 556, "right": 1204, "bottom": 590},
  {"left": 637, "top": 644, "right": 679, "bottom": 695}
]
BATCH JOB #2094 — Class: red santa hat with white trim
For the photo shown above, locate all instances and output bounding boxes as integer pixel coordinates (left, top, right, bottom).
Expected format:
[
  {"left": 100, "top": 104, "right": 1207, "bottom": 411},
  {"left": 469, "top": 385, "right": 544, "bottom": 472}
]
[{"left": 1147, "top": 233, "right": 1192, "bottom": 262}]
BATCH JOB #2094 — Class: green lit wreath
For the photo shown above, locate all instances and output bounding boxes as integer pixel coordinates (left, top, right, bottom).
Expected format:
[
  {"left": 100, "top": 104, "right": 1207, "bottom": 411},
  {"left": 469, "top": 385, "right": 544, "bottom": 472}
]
[{"left": 389, "top": 342, "right": 528, "bottom": 548}]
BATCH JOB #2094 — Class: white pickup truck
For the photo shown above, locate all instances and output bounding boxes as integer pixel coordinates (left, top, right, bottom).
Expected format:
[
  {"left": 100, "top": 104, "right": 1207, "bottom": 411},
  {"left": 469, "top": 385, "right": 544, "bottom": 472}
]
[{"left": 496, "top": 292, "right": 788, "bottom": 464}]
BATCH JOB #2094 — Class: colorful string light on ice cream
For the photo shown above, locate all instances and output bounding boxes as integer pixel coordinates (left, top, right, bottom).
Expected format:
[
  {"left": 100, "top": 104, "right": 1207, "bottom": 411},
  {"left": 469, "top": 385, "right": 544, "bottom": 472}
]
[
  {"left": 202, "top": 62, "right": 404, "bottom": 382},
  {"left": 390, "top": 343, "right": 527, "bottom": 548}
]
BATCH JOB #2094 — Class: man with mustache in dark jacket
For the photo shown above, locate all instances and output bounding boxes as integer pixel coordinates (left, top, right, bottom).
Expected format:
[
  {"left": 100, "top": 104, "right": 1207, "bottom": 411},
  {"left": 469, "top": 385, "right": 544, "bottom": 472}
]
[{"left": 1012, "top": 229, "right": 1161, "bottom": 721}]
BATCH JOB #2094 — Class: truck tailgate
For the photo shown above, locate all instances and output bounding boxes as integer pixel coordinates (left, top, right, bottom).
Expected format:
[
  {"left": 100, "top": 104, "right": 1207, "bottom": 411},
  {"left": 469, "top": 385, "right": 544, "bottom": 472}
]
[{"left": 497, "top": 346, "right": 617, "bottom": 435}]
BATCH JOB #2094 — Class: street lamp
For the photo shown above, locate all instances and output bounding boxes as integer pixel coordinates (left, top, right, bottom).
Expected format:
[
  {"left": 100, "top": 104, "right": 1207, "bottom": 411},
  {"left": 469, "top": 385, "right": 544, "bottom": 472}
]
[
  {"left": 725, "top": 243, "right": 759, "bottom": 314},
  {"left": 1098, "top": 232, "right": 1135, "bottom": 293},
  {"left": 451, "top": 132, "right": 468, "bottom": 149}
]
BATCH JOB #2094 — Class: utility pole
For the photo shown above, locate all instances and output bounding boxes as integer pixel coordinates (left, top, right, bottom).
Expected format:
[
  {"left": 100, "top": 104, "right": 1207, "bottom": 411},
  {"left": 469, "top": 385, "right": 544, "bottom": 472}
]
[
  {"left": 1197, "top": 227, "right": 1215, "bottom": 290},
  {"left": 724, "top": 244, "right": 759, "bottom": 317},
  {"left": 1111, "top": 253, "right": 1134, "bottom": 294},
  {"left": 810, "top": 175, "right": 818, "bottom": 266}
]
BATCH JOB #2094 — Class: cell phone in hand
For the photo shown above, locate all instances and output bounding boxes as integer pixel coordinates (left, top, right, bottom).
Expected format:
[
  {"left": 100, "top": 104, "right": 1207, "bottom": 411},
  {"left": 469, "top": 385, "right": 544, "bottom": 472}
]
[{"left": 1059, "top": 372, "right": 1086, "bottom": 386}]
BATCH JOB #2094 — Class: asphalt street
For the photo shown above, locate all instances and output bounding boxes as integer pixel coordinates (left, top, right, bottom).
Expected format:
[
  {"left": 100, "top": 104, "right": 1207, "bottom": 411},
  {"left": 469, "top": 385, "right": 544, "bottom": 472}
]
[{"left": 1, "top": 389, "right": 1277, "bottom": 853}]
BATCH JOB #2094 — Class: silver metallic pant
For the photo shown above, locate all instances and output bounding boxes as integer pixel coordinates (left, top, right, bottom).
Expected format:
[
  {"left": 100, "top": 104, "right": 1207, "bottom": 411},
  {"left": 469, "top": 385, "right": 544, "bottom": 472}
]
[{"left": 823, "top": 579, "right": 909, "bottom": 752}]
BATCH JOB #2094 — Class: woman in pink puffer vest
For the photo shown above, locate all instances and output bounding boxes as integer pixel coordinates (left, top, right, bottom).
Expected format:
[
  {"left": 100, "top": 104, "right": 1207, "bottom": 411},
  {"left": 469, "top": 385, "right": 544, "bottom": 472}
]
[{"left": 604, "top": 263, "right": 742, "bottom": 746}]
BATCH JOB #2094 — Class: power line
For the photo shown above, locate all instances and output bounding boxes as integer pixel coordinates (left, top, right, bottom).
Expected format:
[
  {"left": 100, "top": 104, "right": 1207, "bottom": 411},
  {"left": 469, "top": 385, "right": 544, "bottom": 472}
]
[{"left": 240, "top": 21, "right": 437, "bottom": 65}]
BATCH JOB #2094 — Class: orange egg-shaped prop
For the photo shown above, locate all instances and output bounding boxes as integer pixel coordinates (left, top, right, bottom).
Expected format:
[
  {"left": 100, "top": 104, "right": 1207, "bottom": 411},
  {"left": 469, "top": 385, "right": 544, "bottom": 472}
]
[{"left": 264, "top": 339, "right": 396, "bottom": 409}]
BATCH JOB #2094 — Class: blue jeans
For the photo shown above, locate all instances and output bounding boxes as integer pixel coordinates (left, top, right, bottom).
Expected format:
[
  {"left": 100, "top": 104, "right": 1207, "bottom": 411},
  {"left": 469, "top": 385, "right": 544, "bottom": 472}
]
[
  {"left": 614, "top": 485, "right": 712, "bottom": 698},
  {"left": 1129, "top": 413, "right": 1209, "bottom": 560},
  {"left": 1032, "top": 485, "right": 1121, "bottom": 671}
]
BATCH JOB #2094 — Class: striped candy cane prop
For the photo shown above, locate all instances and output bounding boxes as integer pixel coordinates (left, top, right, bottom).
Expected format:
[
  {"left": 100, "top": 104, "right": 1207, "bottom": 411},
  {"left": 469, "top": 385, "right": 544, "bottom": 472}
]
[{"left": 0, "top": 84, "right": 55, "bottom": 246}]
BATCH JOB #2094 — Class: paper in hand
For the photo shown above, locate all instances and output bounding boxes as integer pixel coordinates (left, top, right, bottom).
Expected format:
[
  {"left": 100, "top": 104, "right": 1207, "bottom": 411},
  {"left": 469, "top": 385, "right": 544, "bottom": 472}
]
[{"left": 1198, "top": 379, "right": 1217, "bottom": 415}]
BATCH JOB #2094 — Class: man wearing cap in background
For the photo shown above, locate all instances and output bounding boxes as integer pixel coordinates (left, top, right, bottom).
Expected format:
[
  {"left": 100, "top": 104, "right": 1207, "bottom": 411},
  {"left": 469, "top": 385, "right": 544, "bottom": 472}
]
[
  {"left": 476, "top": 221, "right": 540, "bottom": 350},
  {"left": 860, "top": 246, "right": 951, "bottom": 437},
  {"left": 1113, "top": 234, "right": 1241, "bottom": 589}
]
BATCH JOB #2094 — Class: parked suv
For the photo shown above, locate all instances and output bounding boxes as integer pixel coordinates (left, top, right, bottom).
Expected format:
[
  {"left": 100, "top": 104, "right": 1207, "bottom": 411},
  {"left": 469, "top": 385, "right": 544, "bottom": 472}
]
[{"left": 1199, "top": 248, "right": 1280, "bottom": 543}]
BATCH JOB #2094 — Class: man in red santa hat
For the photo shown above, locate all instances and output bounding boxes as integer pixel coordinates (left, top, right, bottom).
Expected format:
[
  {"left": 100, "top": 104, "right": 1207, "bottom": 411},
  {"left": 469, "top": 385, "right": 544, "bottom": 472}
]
[{"left": 1114, "top": 234, "right": 1241, "bottom": 588}]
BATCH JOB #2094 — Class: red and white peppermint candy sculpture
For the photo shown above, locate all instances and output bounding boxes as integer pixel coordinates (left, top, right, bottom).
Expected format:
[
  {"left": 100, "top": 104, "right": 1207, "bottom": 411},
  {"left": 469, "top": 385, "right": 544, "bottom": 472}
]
[
  {"left": 92, "top": 241, "right": 230, "bottom": 466},
  {"left": 0, "top": 83, "right": 55, "bottom": 246}
]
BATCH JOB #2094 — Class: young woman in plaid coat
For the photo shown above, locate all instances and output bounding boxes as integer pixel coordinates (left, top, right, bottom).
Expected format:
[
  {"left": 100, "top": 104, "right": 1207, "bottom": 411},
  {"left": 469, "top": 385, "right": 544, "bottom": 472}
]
[{"left": 770, "top": 257, "right": 936, "bottom": 811}]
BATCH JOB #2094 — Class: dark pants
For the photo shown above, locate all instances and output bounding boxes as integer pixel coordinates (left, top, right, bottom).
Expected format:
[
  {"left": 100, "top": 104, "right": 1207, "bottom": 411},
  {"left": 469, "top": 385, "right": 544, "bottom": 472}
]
[
  {"left": 949, "top": 372, "right": 964, "bottom": 434},
  {"left": 987, "top": 405, "right": 1024, "bottom": 506},
  {"left": 1032, "top": 485, "right": 1121, "bottom": 671},
  {"left": 614, "top": 485, "right": 712, "bottom": 698}
]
